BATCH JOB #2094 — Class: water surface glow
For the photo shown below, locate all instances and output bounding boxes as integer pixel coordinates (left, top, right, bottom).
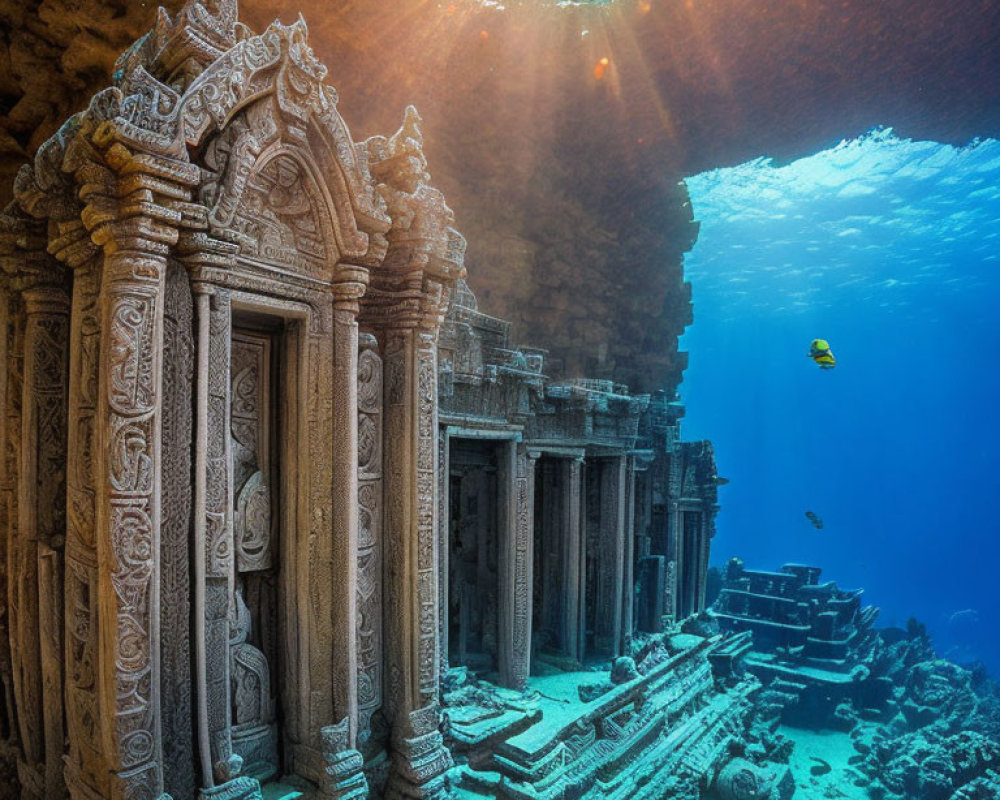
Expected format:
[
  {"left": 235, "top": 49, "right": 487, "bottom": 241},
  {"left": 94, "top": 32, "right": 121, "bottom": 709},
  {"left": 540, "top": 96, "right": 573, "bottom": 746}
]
[{"left": 681, "top": 129, "right": 1000, "bottom": 673}]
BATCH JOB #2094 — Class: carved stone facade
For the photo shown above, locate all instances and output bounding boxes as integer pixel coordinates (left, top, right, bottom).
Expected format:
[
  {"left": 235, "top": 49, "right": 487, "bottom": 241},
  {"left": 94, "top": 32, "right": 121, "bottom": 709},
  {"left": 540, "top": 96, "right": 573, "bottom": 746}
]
[
  {"left": 0, "top": 1, "right": 463, "bottom": 798},
  {"left": 437, "top": 280, "right": 721, "bottom": 690},
  {"left": 0, "top": 2, "right": 727, "bottom": 799}
]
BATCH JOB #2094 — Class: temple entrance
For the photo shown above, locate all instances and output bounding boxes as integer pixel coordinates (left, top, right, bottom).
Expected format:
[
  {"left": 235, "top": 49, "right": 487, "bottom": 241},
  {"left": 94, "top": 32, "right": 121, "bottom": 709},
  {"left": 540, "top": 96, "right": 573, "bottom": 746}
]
[
  {"left": 229, "top": 322, "right": 284, "bottom": 782},
  {"left": 448, "top": 439, "right": 501, "bottom": 675}
]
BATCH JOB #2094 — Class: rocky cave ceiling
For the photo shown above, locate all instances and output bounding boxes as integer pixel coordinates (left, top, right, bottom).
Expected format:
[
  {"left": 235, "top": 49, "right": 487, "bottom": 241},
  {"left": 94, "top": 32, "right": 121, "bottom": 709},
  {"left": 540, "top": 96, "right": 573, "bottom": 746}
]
[{"left": 2, "top": 0, "right": 998, "bottom": 393}]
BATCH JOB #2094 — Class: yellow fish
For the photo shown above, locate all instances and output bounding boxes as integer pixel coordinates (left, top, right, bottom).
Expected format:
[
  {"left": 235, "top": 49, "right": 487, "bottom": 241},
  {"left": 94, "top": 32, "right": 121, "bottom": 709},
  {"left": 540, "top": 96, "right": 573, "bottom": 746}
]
[{"left": 808, "top": 338, "right": 836, "bottom": 369}]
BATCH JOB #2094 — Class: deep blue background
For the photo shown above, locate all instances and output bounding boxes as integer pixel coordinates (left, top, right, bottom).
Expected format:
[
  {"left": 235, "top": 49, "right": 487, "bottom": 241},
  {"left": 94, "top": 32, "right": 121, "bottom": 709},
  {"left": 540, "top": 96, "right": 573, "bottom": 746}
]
[{"left": 680, "top": 130, "right": 1000, "bottom": 675}]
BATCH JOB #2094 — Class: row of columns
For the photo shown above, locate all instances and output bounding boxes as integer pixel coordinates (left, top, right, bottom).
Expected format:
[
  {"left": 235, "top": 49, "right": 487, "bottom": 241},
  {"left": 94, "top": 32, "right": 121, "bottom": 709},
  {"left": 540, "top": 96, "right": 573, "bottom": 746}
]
[
  {"left": 439, "top": 431, "right": 638, "bottom": 688},
  {"left": 0, "top": 210, "right": 456, "bottom": 800},
  {"left": 634, "top": 459, "right": 715, "bottom": 631}
]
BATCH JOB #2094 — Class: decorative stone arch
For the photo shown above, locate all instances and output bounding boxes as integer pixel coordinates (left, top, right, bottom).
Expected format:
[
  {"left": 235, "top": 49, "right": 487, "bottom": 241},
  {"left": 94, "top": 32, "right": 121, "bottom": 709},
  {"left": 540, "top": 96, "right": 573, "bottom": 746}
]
[
  {"left": 176, "top": 18, "right": 388, "bottom": 269},
  {"left": 175, "top": 47, "right": 381, "bottom": 795}
]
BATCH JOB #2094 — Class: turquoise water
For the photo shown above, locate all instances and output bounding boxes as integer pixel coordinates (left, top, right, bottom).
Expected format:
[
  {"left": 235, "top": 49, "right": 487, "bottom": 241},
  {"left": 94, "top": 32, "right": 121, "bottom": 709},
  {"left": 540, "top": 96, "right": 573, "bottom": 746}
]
[{"left": 680, "top": 129, "right": 1000, "bottom": 675}]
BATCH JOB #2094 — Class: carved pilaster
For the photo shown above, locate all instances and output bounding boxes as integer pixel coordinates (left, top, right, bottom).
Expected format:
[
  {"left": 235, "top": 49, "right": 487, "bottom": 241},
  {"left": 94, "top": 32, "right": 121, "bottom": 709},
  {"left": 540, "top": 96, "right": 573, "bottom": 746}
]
[
  {"left": 4, "top": 280, "right": 70, "bottom": 800},
  {"left": 193, "top": 285, "right": 234, "bottom": 787},
  {"left": 0, "top": 283, "right": 19, "bottom": 785},
  {"left": 161, "top": 260, "right": 195, "bottom": 800},
  {"left": 435, "top": 427, "right": 449, "bottom": 684},
  {"left": 95, "top": 245, "right": 167, "bottom": 799},
  {"left": 1, "top": 285, "right": 31, "bottom": 792},
  {"left": 64, "top": 255, "right": 109, "bottom": 799},
  {"left": 327, "top": 271, "right": 366, "bottom": 755},
  {"left": 21, "top": 285, "right": 69, "bottom": 800},
  {"left": 499, "top": 444, "right": 534, "bottom": 689},
  {"left": 381, "top": 327, "right": 451, "bottom": 800},
  {"left": 302, "top": 297, "right": 339, "bottom": 772},
  {"left": 356, "top": 333, "right": 383, "bottom": 748}
]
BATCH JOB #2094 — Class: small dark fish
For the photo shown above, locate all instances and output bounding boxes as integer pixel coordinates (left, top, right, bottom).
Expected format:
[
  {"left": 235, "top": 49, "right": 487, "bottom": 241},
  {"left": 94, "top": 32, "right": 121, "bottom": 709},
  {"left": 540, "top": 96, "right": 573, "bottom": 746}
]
[
  {"left": 805, "top": 510, "right": 824, "bottom": 530},
  {"left": 809, "top": 756, "right": 832, "bottom": 776}
]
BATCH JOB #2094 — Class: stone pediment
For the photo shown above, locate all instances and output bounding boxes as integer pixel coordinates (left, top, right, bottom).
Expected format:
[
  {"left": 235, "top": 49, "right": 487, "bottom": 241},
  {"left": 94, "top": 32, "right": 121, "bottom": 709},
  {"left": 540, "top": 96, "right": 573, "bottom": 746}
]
[{"left": 3, "top": 0, "right": 466, "bottom": 303}]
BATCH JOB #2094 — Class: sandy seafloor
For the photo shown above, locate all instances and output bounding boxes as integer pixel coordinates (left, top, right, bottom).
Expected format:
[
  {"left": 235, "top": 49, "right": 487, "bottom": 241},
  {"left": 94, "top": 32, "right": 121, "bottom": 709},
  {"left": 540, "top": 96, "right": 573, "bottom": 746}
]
[{"left": 780, "top": 726, "right": 868, "bottom": 800}]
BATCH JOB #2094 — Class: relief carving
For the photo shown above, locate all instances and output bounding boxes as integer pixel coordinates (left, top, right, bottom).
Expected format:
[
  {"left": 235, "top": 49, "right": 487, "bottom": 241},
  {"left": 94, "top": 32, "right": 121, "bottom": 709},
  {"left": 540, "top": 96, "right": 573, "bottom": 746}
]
[
  {"left": 0, "top": 0, "right": 473, "bottom": 796},
  {"left": 235, "top": 472, "right": 272, "bottom": 573},
  {"left": 229, "top": 588, "right": 278, "bottom": 781},
  {"left": 64, "top": 257, "right": 106, "bottom": 796},
  {"left": 108, "top": 294, "right": 157, "bottom": 416}
]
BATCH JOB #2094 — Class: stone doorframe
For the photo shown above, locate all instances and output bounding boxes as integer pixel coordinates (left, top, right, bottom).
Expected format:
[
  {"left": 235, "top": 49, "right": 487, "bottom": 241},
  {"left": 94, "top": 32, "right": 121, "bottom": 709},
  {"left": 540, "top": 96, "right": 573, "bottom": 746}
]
[{"left": 184, "top": 259, "right": 365, "bottom": 789}]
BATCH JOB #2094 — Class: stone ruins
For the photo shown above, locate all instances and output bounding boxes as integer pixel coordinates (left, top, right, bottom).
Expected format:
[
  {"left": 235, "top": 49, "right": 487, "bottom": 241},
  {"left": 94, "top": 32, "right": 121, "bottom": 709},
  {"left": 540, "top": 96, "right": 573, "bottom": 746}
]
[{"left": 0, "top": 2, "right": 765, "bottom": 799}]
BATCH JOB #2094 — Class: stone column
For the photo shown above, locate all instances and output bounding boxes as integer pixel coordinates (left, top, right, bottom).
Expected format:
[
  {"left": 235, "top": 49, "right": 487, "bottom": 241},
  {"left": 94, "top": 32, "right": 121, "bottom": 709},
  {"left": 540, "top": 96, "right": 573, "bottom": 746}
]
[
  {"left": 329, "top": 271, "right": 366, "bottom": 748},
  {"left": 498, "top": 442, "right": 535, "bottom": 689},
  {"left": 436, "top": 426, "right": 449, "bottom": 683},
  {"left": 16, "top": 284, "right": 69, "bottom": 799},
  {"left": 0, "top": 280, "right": 18, "bottom": 778},
  {"left": 664, "top": 447, "right": 683, "bottom": 623},
  {"left": 696, "top": 507, "right": 713, "bottom": 613},
  {"left": 382, "top": 325, "right": 451, "bottom": 800},
  {"left": 563, "top": 457, "right": 584, "bottom": 663},
  {"left": 191, "top": 284, "right": 234, "bottom": 787},
  {"left": 95, "top": 243, "right": 167, "bottom": 799}
]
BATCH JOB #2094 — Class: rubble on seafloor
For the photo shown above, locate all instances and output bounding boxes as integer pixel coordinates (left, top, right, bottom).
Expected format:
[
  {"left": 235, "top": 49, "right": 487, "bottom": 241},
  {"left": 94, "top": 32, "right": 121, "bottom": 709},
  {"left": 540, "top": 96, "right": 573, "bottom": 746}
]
[
  {"left": 430, "top": 558, "right": 1000, "bottom": 800},
  {"left": 705, "top": 558, "right": 1000, "bottom": 800},
  {"left": 439, "top": 628, "right": 797, "bottom": 800}
]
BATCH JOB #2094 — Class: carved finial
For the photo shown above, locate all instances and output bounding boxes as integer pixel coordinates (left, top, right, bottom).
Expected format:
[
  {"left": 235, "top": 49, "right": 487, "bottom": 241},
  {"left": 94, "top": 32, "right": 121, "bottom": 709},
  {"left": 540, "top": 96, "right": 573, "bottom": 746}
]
[{"left": 389, "top": 105, "right": 425, "bottom": 161}]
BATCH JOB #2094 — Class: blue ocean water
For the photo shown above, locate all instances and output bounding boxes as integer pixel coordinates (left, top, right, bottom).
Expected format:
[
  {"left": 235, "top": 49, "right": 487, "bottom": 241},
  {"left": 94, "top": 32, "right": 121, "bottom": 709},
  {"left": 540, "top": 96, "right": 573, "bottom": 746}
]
[{"left": 679, "top": 129, "right": 1000, "bottom": 676}]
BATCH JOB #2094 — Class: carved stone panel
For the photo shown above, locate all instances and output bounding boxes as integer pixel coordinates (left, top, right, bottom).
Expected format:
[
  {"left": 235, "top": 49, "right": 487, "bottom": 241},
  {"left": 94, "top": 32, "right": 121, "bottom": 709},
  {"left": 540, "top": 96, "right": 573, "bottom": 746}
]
[
  {"left": 64, "top": 258, "right": 106, "bottom": 796},
  {"left": 231, "top": 332, "right": 274, "bottom": 574}
]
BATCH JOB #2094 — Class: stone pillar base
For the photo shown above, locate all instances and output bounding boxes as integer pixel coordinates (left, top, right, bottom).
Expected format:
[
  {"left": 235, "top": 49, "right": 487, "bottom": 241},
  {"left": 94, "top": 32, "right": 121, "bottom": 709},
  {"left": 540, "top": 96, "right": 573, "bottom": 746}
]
[
  {"left": 321, "top": 719, "right": 369, "bottom": 800},
  {"left": 199, "top": 777, "right": 261, "bottom": 800},
  {"left": 199, "top": 755, "right": 263, "bottom": 800},
  {"left": 385, "top": 711, "right": 452, "bottom": 800}
]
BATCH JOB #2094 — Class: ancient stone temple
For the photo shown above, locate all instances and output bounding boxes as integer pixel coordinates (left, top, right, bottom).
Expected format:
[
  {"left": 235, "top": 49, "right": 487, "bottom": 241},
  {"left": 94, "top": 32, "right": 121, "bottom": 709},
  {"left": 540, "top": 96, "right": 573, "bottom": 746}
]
[
  {"left": 0, "top": 2, "right": 731, "bottom": 799},
  {"left": 711, "top": 559, "right": 887, "bottom": 728}
]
